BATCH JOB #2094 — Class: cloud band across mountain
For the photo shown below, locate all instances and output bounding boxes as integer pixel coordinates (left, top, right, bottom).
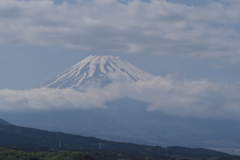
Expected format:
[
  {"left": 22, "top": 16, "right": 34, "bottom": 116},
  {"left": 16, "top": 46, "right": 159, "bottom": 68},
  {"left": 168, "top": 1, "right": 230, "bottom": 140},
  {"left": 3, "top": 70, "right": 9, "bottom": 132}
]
[{"left": 0, "top": 76, "right": 240, "bottom": 120}]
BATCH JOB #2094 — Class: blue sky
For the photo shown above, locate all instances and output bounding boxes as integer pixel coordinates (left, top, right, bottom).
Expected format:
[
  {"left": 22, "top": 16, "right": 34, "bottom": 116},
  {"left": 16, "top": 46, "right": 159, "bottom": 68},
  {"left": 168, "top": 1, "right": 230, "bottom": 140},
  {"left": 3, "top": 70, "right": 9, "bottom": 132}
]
[{"left": 1, "top": 0, "right": 240, "bottom": 120}]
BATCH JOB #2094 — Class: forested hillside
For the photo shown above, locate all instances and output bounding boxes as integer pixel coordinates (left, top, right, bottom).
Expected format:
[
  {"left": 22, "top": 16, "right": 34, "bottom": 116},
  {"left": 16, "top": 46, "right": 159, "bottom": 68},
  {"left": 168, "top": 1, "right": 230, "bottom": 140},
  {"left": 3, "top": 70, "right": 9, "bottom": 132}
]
[
  {"left": 0, "top": 118, "right": 235, "bottom": 160},
  {"left": 1, "top": 147, "right": 240, "bottom": 160}
]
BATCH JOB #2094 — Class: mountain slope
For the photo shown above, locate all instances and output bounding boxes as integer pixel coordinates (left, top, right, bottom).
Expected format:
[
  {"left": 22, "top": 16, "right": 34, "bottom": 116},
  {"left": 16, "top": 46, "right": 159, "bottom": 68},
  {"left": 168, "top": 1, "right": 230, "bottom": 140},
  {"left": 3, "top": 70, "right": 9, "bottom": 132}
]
[
  {"left": 0, "top": 118, "right": 12, "bottom": 126},
  {"left": 44, "top": 55, "right": 153, "bottom": 90},
  {"left": 0, "top": 118, "right": 229, "bottom": 159},
  {"left": 0, "top": 118, "right": 164, "bottom": 154}
]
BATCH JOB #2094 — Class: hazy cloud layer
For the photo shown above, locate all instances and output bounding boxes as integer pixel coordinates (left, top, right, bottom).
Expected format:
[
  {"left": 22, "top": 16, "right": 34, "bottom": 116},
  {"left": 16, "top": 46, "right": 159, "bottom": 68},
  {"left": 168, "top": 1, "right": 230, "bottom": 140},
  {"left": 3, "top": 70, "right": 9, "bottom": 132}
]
[
  {"left": 0, "top": 88, "right": 107, "bottom": 111},
  {"left": 0, "top": 0, "right": 240, "bottom": 61},
  {"left": 1, "top": 76, "right": 240, "bottom": 120}
]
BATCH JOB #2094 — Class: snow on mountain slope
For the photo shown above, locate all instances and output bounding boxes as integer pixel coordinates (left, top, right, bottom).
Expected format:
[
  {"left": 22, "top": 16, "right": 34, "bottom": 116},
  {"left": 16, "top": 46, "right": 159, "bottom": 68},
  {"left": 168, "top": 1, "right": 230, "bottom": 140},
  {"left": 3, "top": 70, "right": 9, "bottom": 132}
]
[{"left": 45, "top": 55, "right": 154, "bottom": 90}]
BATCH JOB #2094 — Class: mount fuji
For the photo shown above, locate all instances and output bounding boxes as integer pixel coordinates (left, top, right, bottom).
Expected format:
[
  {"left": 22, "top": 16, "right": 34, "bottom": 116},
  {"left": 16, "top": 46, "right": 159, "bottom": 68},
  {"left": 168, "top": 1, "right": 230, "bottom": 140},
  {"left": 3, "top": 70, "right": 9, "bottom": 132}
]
[
  {"left": 45, "top": 55, "right": 153, "bottom": 90},
  {"left": 2, "top": 55, "right": 240, "bottom": 155}
]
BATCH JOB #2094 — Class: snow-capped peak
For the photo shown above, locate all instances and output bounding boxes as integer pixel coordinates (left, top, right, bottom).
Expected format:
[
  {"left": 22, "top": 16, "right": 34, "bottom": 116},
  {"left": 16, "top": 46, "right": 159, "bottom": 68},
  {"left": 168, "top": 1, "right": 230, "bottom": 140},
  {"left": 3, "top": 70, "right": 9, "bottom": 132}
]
[{"left": 45, "top": 55, "right": 154, "bottom": 90}]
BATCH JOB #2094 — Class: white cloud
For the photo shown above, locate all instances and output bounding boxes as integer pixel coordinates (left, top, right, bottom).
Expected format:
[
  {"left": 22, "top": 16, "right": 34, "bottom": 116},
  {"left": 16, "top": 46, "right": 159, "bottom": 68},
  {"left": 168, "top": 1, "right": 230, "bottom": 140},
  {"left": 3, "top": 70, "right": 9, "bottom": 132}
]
[
  {"left": 125, "top": 76, "right": 240, "bottom": 120},
  {"left": 0, "top": 0, "right": 240, "bottom": 61},
  {"left": 1, "top": 76, "right": 240, "bottom": 120},
  {"left": 0, "top": 88, "right": 108, "bottom": 111}
]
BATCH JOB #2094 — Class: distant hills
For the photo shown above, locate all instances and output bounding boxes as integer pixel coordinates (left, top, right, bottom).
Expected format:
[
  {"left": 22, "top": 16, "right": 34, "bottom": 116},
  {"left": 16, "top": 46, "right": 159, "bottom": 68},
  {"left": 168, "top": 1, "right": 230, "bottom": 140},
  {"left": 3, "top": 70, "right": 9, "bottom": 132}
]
[{"left": 0, "top": 118, "right": 230, "bottom": 160}]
